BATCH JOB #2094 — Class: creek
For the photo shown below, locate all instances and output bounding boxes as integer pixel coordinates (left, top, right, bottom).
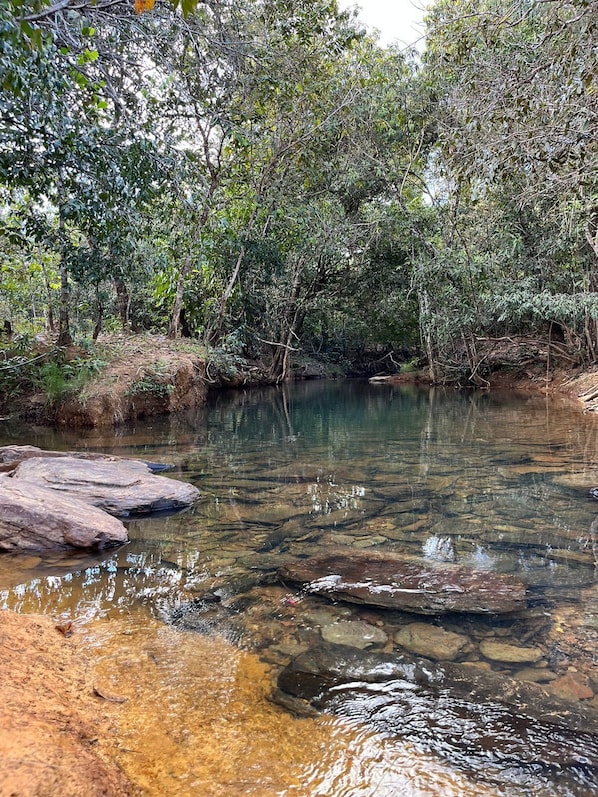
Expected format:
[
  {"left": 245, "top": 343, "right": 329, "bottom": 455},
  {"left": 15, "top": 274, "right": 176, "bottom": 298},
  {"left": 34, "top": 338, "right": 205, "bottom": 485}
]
[{"left": 0, "top": 380, "right": 597, "bottom": 796}]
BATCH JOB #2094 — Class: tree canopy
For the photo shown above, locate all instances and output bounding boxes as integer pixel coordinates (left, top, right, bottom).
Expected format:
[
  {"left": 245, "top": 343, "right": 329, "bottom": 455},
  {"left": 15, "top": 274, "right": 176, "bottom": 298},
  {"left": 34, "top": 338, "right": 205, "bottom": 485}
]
[{"left": 1, "top": 0, "right": 596, "bottom": 381}]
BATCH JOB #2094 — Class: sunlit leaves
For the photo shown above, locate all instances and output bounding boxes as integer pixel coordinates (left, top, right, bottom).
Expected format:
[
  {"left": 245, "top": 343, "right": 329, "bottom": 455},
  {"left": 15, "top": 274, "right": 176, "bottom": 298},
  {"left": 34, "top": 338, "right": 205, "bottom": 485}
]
[{"left": 134, "top": 0, "right": 155, "bottom": 14}]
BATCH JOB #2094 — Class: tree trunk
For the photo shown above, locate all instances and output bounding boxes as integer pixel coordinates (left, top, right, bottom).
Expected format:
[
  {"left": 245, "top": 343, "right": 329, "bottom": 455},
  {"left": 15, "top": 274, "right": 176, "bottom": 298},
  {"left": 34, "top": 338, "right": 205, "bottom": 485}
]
[
  {"left": 418, "top": 289, "right": 436, "bottom": 383},
  {"left": 40, "top": 258, "right": 55, "bottom": 333},
  {"left": 114, "top": 278, "right": 130, "bottom": 330},
  {"left": 93, "top": 285, "right": 103, "bottom": 342},
  {"left": 57, "top": 258, "right": 72, "bottom": 347},
  {"left": 168, "top": 256, "right": 190, "bottom": 340},
  {"left": 168, "top": 178, "right": 218, "bottom": 340},
  {"left": 269, "top": 266, "right": 304, "bottom": 382},
  {"left": 206, "top": 204, "right": 261, "bottom": 346},
  {"left": 56, "top": 176, "right": 72, "bottom": 348}
]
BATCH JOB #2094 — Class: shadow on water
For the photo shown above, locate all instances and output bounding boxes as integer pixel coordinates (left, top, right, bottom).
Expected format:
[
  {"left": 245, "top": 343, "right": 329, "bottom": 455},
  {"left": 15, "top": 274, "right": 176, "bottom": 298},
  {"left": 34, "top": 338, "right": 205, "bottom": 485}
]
[{"left": 1, "top": 380, "right": 598, "bottom": 795}]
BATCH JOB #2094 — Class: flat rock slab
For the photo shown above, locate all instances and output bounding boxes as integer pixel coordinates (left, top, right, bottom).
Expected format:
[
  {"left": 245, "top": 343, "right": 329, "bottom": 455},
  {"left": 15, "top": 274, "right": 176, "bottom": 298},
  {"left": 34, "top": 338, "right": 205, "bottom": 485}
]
[
  {"left": 275, "top": 643, "right": 598, "bottom": 769},
  {"left": 11, "top": 456, "right": 200, "bottom": 518},
  {"left": 0, "top": 476, "right": 128, "bottom": 551},
  {"left": 0, "top": 445, "right": 172, "bottom": 474},
  {"left": 279, "top": 551, "right": 527, "bottom": 614}
]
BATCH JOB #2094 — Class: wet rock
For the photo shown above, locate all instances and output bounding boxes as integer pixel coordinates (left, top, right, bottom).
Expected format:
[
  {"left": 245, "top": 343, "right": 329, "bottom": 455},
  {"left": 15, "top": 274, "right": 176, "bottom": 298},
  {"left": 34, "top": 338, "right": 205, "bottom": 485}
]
[
  {"left": 549, "top": 672, "right": 594, "bottom": 702},
  {"left": 11, "top": 456, "right": 200, "bottom": 517},
  {"left": 321, "top": 620, "right": 388, "bottom": 649},
  {"left": 352, "top": 535, "right": 388, "bottom": 548},
  {"left": 514, "top": 667, "right": 558, "bottom": 684},
  {"left": 0, "top": 445, "right": 173, "bottom": 474},
  {"left": 479, "top": 640, "right": 543, "bottom": 663},
  {"left": 279, "top": 550, "right": 527, "bottom": 614},
  {"left": 274, "top": 642, "right": 598, "bottom": 768},
  {"left": 0, "top": 476, "right": 128, "bottom": 551},
  {"left": 302, "top": 607, "right": 352, "bottom": 627},
  {"left": 394, "top": 622, "right": 469, "bottom": 661}
]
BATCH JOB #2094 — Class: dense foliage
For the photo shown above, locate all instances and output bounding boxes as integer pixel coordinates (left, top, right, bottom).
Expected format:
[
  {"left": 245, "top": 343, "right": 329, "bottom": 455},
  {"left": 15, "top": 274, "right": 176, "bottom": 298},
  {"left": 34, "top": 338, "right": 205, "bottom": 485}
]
[{"left": 1, "top": 0, "right": 596, "bottom": 381}]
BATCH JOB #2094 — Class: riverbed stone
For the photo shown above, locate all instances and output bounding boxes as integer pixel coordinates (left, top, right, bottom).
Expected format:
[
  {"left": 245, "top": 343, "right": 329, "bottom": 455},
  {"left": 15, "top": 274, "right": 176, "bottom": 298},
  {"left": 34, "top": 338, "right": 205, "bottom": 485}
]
[
  {"left": 11, "top": 456, "right": 200, "bottom": 517},
  {"left": 274, "top": 642, "right": 598, "bottom": 768},
  {"left": 303, "top": 607, "right": 352, "bottom": 627},
  {"left": 513, "top": 667, "right": 558, "bottom": 684},
  {"left": 393, "top": 622, "right": 469, "bottom": 661},
  {"left": 279, "top": 550, "right": 528, "bottom": 614},
  {"left": 479, "top": 640, "right": 543, "bottom": 664},
  {"left": 0, "top": 476, "right": 128, "bottom": 551},
  {"left": 321, "top": 620, "right": 388, "bottom": 649},
  {"left": 352, "top": 535, "right": 389, "bottom": 548},
  {"left": 548, "top": 671, "right": 594, "bottom": 701}
]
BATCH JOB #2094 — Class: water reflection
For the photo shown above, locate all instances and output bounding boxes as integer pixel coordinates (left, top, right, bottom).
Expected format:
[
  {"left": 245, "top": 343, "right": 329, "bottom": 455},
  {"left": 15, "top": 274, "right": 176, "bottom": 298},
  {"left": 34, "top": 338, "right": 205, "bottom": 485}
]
[{"left": 1, "top": 381, "right": 598, "bottom": 795}]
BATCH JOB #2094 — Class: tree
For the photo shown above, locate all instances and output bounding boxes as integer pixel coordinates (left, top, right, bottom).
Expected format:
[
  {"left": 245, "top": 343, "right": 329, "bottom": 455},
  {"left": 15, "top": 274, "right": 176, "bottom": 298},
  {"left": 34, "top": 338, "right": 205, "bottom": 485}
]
[{"left": 416, "top": 0, "right": 598, "bottom": 375}]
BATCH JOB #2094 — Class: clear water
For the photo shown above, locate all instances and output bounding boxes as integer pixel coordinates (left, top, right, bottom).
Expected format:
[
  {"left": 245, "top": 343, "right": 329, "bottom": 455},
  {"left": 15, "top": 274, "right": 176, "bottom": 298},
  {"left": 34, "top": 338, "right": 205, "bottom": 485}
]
[{"left": 1, "top": 380, "right": 597, "bottom": 796}]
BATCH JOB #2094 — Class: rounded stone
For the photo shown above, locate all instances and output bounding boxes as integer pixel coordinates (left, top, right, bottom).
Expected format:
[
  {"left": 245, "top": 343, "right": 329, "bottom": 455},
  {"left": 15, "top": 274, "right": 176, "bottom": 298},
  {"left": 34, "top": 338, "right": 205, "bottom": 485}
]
[
  {"left": 394, "top": 622, "right": 469, "bottom": 661},
  {"left": 479, "top": 640, "right": 543, "bottom": 664},
  {"left": 514, "top": 668, "right": 558, "bottom": 684},
  {"left": 321, "top": 620, "right": 388, "bottom": 649},
  {"left": 548, "top": 672, "right": 594, "bottom": 701}
]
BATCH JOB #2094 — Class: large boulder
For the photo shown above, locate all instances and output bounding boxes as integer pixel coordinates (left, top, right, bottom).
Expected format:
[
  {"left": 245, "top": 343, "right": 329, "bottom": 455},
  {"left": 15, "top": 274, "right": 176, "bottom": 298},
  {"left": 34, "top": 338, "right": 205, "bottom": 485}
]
[
  {"left": 10, "top": 456, "right": 200, "bottom": 517},
  {"left": 279, "top": 550, "right": 527, "bottom": 614},
  {"left": 274, "top": 642, "right": 598, "bottom": 769},
  {"left": 0, "top": 476, "right": 128, "bottom": 551}
]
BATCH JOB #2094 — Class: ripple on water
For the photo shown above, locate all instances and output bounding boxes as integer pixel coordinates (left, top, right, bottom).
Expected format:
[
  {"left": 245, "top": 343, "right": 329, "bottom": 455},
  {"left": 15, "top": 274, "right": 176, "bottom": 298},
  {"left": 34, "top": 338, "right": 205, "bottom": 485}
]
[{"left": 86, "top": 614, "right": 505, "bottom": 797}]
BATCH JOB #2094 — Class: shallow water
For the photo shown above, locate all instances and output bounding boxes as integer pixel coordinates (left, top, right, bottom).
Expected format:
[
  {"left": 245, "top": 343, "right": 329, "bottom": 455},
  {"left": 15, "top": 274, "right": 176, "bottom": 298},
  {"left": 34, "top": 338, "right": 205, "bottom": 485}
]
[{"left": 1, "top": 381, "right": 597, "bottom": 796}]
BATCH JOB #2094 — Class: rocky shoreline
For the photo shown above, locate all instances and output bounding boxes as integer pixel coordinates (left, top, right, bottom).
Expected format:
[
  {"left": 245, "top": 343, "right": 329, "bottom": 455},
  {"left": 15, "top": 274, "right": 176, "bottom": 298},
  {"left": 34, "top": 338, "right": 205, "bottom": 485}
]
[{"left": 0, "top": 445, "right": 200, "bottom": 551}]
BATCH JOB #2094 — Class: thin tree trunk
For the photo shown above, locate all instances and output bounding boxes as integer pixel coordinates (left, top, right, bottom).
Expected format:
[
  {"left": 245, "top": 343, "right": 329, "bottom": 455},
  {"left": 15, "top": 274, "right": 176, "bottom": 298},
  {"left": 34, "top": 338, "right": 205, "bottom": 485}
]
[
  {"left": 206, "top": 204, "right": 261, "bottom": 346},
  {"left": 168, "top": 180, "right": 218, "bottom": 340},
  {"left": 114, "top": 278, "right": 130, "bottom": 330},
  {"left": 418, "top": 289, "right": 436, "bottom": 382},
  {"left": 40, "top": 257, "right": 55, "bottom": 333},
  {"left": 57, "top": 189, "right": 72, "bottom": 347},
  {"left": 269, "top": 265, "right": 303, "bottom": 381},
  {"left": 93, "top": 285, "right": 103, "bottom": 341}
]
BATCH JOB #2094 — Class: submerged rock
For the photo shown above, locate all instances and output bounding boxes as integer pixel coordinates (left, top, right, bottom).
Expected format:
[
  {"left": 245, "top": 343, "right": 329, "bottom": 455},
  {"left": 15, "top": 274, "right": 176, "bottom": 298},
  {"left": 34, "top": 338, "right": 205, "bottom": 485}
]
[
  {"left": 479, "top": 639, "right": 544, "bottom": 664},
  {"left": 394, "top": 622, "right": 469, "bottom": 661},
  {"left": 10, "top": 456, "right": 200, "bottom": 517},
  {"left": 274, "top": 642, "right": 598, "bottom": 769},
  {"left": 321, "top": 620, "right": 387, "bottom": 649},
  {"left": 279, "top": 550, "right": 527, "bottom": 614},
  {"left": 0, "top": 476, "right": 128, "bottom": 551}
]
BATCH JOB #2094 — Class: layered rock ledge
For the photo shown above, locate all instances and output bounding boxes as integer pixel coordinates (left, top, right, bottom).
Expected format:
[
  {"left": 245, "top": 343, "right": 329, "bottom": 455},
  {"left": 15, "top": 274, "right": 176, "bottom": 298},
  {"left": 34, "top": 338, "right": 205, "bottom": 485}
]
[
  {"left": 0, "top": 446, "right": 200, "bottom": 551},
  {"left": 279, "top": 550, "right": 528, "bottom": 614}
]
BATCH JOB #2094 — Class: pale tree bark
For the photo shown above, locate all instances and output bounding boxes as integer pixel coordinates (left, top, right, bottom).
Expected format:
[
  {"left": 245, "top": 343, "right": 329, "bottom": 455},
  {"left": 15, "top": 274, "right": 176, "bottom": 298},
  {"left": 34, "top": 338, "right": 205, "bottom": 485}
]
[
  {"left": 114, "top": 277, "right": 130, "bottom": 330},
  {"left": 56, "top": 178, "right": 73, "bottom": 347}
]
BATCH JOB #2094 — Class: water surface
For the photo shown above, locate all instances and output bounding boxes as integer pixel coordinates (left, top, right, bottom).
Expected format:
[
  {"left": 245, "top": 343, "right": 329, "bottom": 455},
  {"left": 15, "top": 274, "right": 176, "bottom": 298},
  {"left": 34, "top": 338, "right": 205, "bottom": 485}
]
[{"left": 1, "top": 381, "right": 597, "bottom": 796}]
